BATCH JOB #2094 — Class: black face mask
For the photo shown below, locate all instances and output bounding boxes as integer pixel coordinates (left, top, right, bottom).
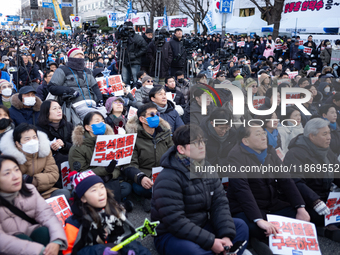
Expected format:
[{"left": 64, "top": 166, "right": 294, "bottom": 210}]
[
  {"left": 178, "top": 78, "right": 184, "bottom": 83},
  {"left": 0, "top": 118, "right": 11, "bottom": 130}
]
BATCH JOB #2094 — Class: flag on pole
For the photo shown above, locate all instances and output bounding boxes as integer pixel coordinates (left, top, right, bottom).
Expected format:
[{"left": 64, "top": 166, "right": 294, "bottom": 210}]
[
  {"left": 212, "top": 63, "right": 220, "bottom": 79},
  {"left": 163, "top": 6, "right": 169, "bottom": 30},
  {"left": 125, "top": 1, "right": 132, "bottom": 21}
]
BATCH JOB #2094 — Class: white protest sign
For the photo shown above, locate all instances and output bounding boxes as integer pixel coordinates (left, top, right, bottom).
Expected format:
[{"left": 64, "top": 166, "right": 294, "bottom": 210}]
[
  {"left": 45, "top": 195, "right": 72, "bottom": 227},
  {"left": 268, "top": 214, "right": 321, "bottom": 255},
  {"left": 325, "top": 192, "right": 340, "bottom": 226},
  {"left": 287, "top": 71, "right": 299, "bottom": 80},
  {"left": 252, "top": 96, "right": 266, "bottom": 109},
  {"left": 90, "top": 134, "right": 137, "bottom": 166},
  {"left": 303, "top": 47, "right": 312, "bottom": 55},
  {"left": 237, "top": 41, "right": 245, "bottom": 47},
  {"left": 60, "top": 161, "right": 72, "bottom": 189},
  {"left": 127, "top": 106, "right": 138, "bottom": 119},
  {"left": 96, "top": 75, "right": 124, "bottom": 95},
  {"left": 152, "top": 167, "right": 163, "bottom": 182}
]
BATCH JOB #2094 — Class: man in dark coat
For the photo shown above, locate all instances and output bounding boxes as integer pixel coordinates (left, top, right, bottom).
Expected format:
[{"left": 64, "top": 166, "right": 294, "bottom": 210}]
[
  {"left": 284, "top": 118, "right": 340, "bottom": 242},
  {"left": 164, "top": 76, "right": 186, "bottom": 108},
  {"left": 151, "top": 124, "right": 249, "bottom": 255},
  {"left": 226, "top": 123, "right": 310, "bottom": 246},
  {"left": 140, "top": 28, "right": 153, "bottom": 73},
  {"left": 169, "top": 28, "right": 186, "bottom": 76},
  {"left": 200, "top": 108, "right": 237, "bottom": 167},
  {"left": 36, "top": 70, "right": 53, "bottom": 101},
  {"left": 14, "top": 55, "right": 40, "bottom": 90}
]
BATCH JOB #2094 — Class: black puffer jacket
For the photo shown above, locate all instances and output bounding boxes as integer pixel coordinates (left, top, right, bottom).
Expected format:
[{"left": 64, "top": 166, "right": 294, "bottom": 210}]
[
  {"left": 147, "top": 41, "right": 173, "bottom": 79},
  {"left": 284, "top": 134, "right": 340, "bottom": 207},
  {"left": 227, "top": 143, "right": 305, "bottom": 221},
  {"left": 169, "top": 35, "right": 186, "bottom": 68},
  {"left": 116, "top": 33, "right": 148, "bottom": 66},
  {"left": 151, "top": 146, "right": 236, "bottom": 250}
]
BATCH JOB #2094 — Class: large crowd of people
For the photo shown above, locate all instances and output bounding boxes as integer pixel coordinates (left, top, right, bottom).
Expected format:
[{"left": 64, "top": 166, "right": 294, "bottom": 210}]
[{"left": 1, "top": 21, "right": 340, "bottom": 255}]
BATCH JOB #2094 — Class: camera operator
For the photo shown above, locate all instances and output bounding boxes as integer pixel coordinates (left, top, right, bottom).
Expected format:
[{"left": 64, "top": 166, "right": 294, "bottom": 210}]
[
  {"left": 13, "top": 53, "right": 40, "bottom": 90},
  {"left": 141, "top": 28, "right": 153, "bottom": 73},
  {"left": 116, "top": 21, "right": 148, "bottom": 85},
  {"left": 147, "top": 28, "right": 173, "bottom": 85},
  {"left": 170, "top": 28, "right": 186, "bottom": 76}
]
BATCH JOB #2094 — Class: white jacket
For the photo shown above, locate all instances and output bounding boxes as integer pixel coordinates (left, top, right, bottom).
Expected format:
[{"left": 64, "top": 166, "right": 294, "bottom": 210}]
[{"left": 278, "top": 122, "right": 304, "bottom": 155}]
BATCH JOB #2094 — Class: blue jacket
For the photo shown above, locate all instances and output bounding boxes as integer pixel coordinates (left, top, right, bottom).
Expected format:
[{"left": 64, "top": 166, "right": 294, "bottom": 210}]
[
  {"left": 0, "top": 71, "right": 17, "bottom": 91},
  {"left": 9, "top": 94, "right": 41, "bottom": 126},
  {"left": 158, "top": 100, "right": 184, "bottom": 132}
]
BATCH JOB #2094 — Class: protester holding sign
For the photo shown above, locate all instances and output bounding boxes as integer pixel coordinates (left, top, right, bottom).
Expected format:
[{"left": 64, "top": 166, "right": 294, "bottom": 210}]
[
  {"left": 64, "top": 170, "right": 151, "bottom": 255},
  {"left": 124, "top": 103, "right": 173, "bottom": 212},
  {"left": 284, "top": 118, "right": 340, "bottom": 242},
  {"left": 68, "top": 111, "right": 131, "bottom": 204},
  {"left": 104, "top": 97, "right": 127, "bottom": 135},
  {"left": 0, "top": 155, "right": 68, "bottom": 255}
]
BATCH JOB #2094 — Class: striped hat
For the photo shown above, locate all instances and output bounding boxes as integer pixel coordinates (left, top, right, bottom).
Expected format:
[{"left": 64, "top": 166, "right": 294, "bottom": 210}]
[
  {"left": 68, "top": 170, "right": 103, "bottom": 198},
  {"left": 0, "top": 79, "right": 10, "bottom": 88},
  {"left": 67, "top": 47, "right": 84, "bottom": 58}
]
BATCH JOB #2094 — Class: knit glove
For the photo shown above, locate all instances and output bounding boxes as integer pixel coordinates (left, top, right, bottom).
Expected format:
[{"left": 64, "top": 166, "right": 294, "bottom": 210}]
[
  {"left": 313, "top": 200, "right": 330, "bottom": 215},
  {"left": 103, "top": 247, "right": 118, "bottom": 255},
  {"left": 106, "top": 160, "right": 118, "bottom": 174}
]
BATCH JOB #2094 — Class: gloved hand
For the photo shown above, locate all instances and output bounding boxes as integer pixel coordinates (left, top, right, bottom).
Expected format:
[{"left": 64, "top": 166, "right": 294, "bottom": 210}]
[
  {"left": 103, "top": 247, "right": 118, "bottom": 255},
  {"left": 72, "top": 91, "right": 79, "bottom": 98},
  {"left": 313, "top": 200, "right": 330, "bottom": 215},
  {"left": 127, "top": 250, "right": 135, "bottom": 255},
  {"left": 106, "top": 160, "right": 118, "bottom": 174},
  {"left": 97, "top": 100, "right": 104, "bottom": 107}
]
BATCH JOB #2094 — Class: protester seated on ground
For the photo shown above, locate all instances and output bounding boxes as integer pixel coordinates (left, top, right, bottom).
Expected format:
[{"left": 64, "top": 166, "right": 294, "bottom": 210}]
[
  {"left": 188, "top": 86, "right": 214, "bottom": 126},
  {"left": 175, "top": 70, "right": 190, "bottom": 103},
  {"left": 68, "top": 111, "right": 131, "bottom": 204},
  {"left": 149, "top": 86, "right": 184, "bottom": 132},
  {"left": 200, "top": 108, "right": 237, "bottom": 167},
  {"left": 257, "top": 73, "right": 271, "bottom": 96},
  {"left": 278, "top": 106, "right": 304, "bottom": 155},
  {"left": 37, "top": 100, "right": 73, "bottom": 157},
  {"left": 318, "top": 81, "right": 334, "bottom": 103},
  {"left": 36, "top": 70, "right": 53, "bottom": 101},
  {"left": 124, "top": 103, "right": 173, "bottom": 212},
  {"left": 305, "top": 84, "right": 323, "bottom": 108},
  {"left": 133, "top": 70, "right": 146, "bottom": 89},
  {"left": 9, "top": 86, "right": 41, "bottom": 126},
  {"left": 254, "top": 109, "right": 282, "bottom": 150},
  {"left": 242, "top": 78, "right": 258, "bottom": 98},
  {"left": 0, "top": 105, "right": 15, "bottom": 153},
  {"left": 151, "top": 124, "right": 250, "bottom": 255},
  {"left": 164, "top": 76, "right": 186, "bottom": 108},
  {"left": 104, "top": 96, "right": 127, "bottom": 134},
  {"left": 297, "top": 77, "right": 310, "bottom": 88},
  {"left": 64, "top": 170, "right": 151, "bottom": 255},
  {"left": 134, "top": 75, "right": 154, "bottom": 108},
  {"left": 49, "top": 62, "right": 58, "bottom": 72},
  {"left": 0, "top": 155, "right": 68, "bottom": 255},
  {"left": 0, "top": 123, "right": 70, "bottom": 200},
  {"left": 284, "top": 118, "right": 340, "bottom": 242},
  {"left": 0, "top": 79, "right": 14, "bottom": 108},
  {"left": 319, "top": 104, "right": 340, "bottom": 156},
  {"left": 226, "top": 122, "right": 310, "bottom": 254}
]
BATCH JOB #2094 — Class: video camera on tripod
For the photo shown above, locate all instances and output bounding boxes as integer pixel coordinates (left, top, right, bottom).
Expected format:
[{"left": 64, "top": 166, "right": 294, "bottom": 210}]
[
  {"left": 83, "top": 23, "right": 99, "bottom": 61},
  {"left": 183, "top": 36, "right": 200, "bottom": 59},
  {"left": 154, "top": 28, "right": 170, "bottom": 49},
  {"left": 116, "top": 23, "right": 134, "bottom": 44}
]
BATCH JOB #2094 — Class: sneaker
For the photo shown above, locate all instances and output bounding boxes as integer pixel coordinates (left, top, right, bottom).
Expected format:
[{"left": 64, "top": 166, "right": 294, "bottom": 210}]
[
  {"left": 123, "top": 199, "right": 134, "bottom": 213},
  {"left": 142, "top": 198, "right": 151, "bottom": 212}
]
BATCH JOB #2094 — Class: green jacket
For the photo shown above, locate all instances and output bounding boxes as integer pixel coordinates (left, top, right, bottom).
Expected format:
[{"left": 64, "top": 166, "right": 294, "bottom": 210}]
[
  {"left": 125, "top": 115, "right": 173, "bottom": 182},
  {"left": 69, "top": 124, "right": 120, "bottom": 179}
]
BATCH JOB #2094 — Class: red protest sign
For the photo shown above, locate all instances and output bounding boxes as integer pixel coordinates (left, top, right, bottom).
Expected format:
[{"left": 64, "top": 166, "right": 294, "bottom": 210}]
[
  {"left": 268, "top": 215, "right": 321, "bottom": 255},
  {"left": 152, "top": 167, "right": 163, "bottom": 183},
  {"left": 90, "top": 134, "right": 137, "bottom": 166},
  {"left": 60, "top": 161, "right": 71, "bottom": 189},
  {"left": 304, "top": 47, "right": 312, "bottom": 55},
  {"left": 45, "top": 195, "right": 72, "bottom": 227},
  {"left": 130, "top": 87, "right": 137, "bottom": 97},
  {"left": 252, "top": 96, "right": 266, "bottom": 109},
  {"left": 237, "top": 41, "right": 245, "bottom": 47},
  {"left": 96, "top": 75, "right": 124, "bottom": 95},
  {"left": 299, "top": 40, "right": 304, "bottom": 45},
  {"left": 325, "top": 192, "right": 340, "bottom": 226}
]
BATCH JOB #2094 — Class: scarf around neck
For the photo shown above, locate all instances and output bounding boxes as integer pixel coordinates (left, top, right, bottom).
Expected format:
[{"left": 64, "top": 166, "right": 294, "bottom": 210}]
[
  {"left": 67, "top": 57, "right": 85, "bottom": 71},
  {"left": 265, "top": 128, "right": 278, "bottom": 148},
  {"left": 153, "top": 102, "right": 168, "bottom": 113},
  {"left": 241, "top": 142, "right": 267, "bottom": 164}
]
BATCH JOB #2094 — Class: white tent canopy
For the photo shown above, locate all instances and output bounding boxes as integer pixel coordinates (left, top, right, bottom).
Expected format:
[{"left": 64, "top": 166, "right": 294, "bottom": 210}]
[
  {"left": 225, "top": 15, "right": 268, "bottom": 34},
  {"left": 278, "top": 17, "right": 340, "bottom": 34}
]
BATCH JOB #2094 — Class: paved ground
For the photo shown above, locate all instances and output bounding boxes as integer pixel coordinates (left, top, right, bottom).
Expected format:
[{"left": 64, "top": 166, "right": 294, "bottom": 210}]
[{"left": 127, "top": 196, "right": 340, "bottom": 255}]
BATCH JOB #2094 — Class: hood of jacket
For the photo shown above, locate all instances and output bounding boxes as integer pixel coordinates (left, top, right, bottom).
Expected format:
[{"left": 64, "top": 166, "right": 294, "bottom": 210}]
[
  {"left": 72, "top": 124, "right": 114, "bottom": 147},
  {"left": 125, "top": 115, "right": 171, "bottom": 134},
  {"left": 10, "top": 93, "right": 42, "bottom": 112},
  {"left": 0, "top": 130, "right": 51, "bottom": 165}
]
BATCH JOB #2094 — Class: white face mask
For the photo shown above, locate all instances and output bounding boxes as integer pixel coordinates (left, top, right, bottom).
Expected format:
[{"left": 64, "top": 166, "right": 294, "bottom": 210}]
[
  {"left": 104, "top": 59, "right": 109, "bottom": 63},
  {"left": 2, "top": 88, "right": 12, "bottom": 97},
  {"left": 21, "top": 139, "right": 39, "bottom": 154},
  {"left": 278, "top": 58, "right": 282, "bottom": 62},
  {"left": 145, "top": 85, "right": 153, "bottom": 89},
  {"left": 327, "top": 45, "right": 332, "bottom": 48},
  {"left": 312, "top": 63, "right": 317, "bottom": 66},
  {"left": 324, "top": 87, "right": 330, "bottom": 93},
  {"left": 23, "top": 97, "right": 36, "bottom": 106}
]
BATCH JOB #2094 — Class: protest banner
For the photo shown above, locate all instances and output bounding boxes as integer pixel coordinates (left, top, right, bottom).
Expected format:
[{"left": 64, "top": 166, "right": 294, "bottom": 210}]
[
  {"left": 304, "top": 47, "right": 312, "bottom": 55},
  {"left": 96, "top": 75, "right": 124, "bottom": 95},
  {"left": 325, "top": 192, "right": 340, "bottom": 226},
  {"left": 268, "top": 214, "right": 321, "bottom": 255},
  {"left": 309, "top": 67, "right": 316, "bottom": 72},
  {"left": 287, "top": 71, "right": 298, "bottom": 79},
  {"left": 212, "top": 63, "right": 220, "bottom": 79},
  {"left": 127, "top": 106, "right": 138, "bottom": 119},
  {"left": 45, "top": 195, "right": 72, "bottom": 227},
  {"left": 130, "top": 87, "right": 137, "bottom": 97},
  {"left": 252, "top": 96, "right": 266, "bottom": 109},
  {"left": 237, "top": 41, "right": 245, "bottom": 47},
  {"left": 60, "top": 161, "right": 71, "bottom": 189},
  {"left": 311, "top": 77, "right": 318, "bottom": 85},
  {"left": 299, "top": 40, "right": 304, "bottom": 45},
  {"left": 90, "top": 134, "right": 137, "bottom": 167},
  {"left": 275, "top": 44, "right": 283, "bottom": 50},
  {"left": 286, "top": 93, "right": 301, "bottom": 99}
]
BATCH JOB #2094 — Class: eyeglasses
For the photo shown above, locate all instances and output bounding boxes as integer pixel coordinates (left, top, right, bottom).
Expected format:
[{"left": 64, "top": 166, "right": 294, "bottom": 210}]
[
  {"left": 147, "top": 80, "right": 154, "bottom": 83},
  {"left": 113, "top": 101, "right": 123, "bottom": 105},
  {"left": 219, "top": 75, "right": 225, "bottom": 77},
  {"left": 252, "top": 85, "right": 258, "bottom": 88},
  {"left": 148, "top": 112, "right": 160, "bottom": 117},
  {"left": 190, "top": 138, "right": 208, "bottom": 148},
  {"left": 4, "top": 60, "right": 9, "bottom": 62}
]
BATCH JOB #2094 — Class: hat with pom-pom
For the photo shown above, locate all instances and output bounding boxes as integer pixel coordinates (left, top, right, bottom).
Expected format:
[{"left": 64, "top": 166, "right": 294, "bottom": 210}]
[{"left": 68, "top": 170, "right": 103, "bottom": 198}]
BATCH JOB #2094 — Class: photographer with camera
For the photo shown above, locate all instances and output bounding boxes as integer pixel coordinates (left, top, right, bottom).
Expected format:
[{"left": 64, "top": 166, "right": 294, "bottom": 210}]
[
  {"left": 147, "top": 28, "right": 173, "bottom": 85},
  {"left": 116, "top": 21, "right": 148, "bottom": 85},
  {"left": 170, "top": 28, "right": 186, "bottom": 76}
]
